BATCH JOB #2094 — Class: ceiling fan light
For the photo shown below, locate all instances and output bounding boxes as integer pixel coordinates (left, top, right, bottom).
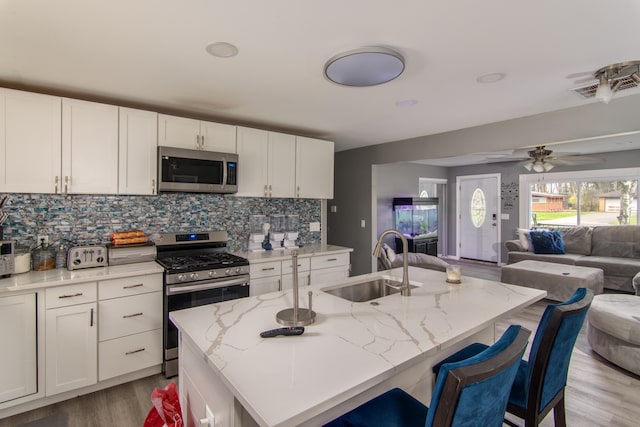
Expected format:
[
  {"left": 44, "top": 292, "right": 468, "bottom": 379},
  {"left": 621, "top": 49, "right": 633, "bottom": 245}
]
[
  {"left": 595, "top": 75, "right": 613, "bottom": 104},
  {"left": 523, "top": 162, "right": 533, "bottom": 171},
  {"left": 543, "top": 162, "right": 554, "bottom": 172},
  {"left": 532, "top": 162, "right": 545, "bottom": 173},
  {"left": 631, "top": 71, "right": 640, "bottom": 84}
]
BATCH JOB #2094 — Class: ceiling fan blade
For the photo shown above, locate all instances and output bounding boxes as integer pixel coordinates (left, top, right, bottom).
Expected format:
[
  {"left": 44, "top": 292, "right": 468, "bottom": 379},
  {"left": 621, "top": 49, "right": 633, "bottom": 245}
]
[
  {"left": 572, "top": 76, "right": 597, "bottom": 85},
  {"left": 548, "top": 155, "right": 603, "bottom": 166},
  {"left": 566, "top": 71, "right": 595, "bottom": 79}
]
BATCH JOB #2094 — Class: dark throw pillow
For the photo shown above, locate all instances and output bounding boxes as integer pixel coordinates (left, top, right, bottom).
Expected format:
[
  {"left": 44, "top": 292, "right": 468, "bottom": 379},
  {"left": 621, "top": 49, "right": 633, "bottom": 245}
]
[{"left": 530, "top": 230, "right": 565, "bottom": 254}]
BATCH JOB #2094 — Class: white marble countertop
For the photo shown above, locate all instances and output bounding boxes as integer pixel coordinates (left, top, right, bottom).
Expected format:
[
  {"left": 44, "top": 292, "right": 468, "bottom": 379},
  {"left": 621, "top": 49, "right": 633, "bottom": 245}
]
[
  {"left": 233, "top": 243, "right": 352, "bottom": 263},
  {"left": 0, "top": 261, "right": 164, "bottom": 293},
  {"left": 170, "top": 266, "right": 546, "bottom": 427}
]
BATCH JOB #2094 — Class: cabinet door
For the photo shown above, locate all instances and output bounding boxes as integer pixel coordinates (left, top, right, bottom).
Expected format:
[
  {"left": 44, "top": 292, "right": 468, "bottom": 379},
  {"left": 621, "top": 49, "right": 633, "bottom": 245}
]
[
  {"left": 200, "top": 121, "right": 237, "bottom": 153},
  {"left": 157, "top": 114, "right": 200, "bottom": 149},
  {"left": 119, "top": 107, "right": 158, "bottom": 195},
  {"left": 0, "top": 293, "right": 37, "bottom": 403},
  {"left": 62, "top": 99, "right": 118, "bottom": 194},
  {"left": 45, "top": 303, "right": 98, "bottom": 396},
  {"left": 0, "top": 88, "right": 61, "bottom": 193},
  {"left": 281, "top": 273, "right": 311, "bottom": 291},
  {"left": 268, "top": 132, "right": 296, "bottom": 198},
  {"left": 236, "top": 127, "right": 269, "bottom": 197},
  {"left": 249, "top": 276, "right": 281, "bottom": 296},
  {"left": 310, "top": 266, "right": 349, "bottom": 286},
  {"left": 295, "top": 136, "right": 334, "bottom": 199}
]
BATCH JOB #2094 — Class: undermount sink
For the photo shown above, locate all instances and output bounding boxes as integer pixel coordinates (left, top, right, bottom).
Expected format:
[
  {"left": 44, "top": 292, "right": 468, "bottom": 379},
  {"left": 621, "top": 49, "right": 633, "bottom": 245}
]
[{"left": 321, "top": 276, "right": 418, "bottom": 303}]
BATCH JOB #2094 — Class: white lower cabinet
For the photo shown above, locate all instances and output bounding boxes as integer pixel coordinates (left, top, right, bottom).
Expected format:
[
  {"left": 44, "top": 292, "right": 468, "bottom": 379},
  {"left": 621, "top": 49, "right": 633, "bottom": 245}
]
[
  {"left": 0, "top": 293, "right": 37, "bottom": 404},
  {"left": 249, "top": 260, "right": 282, "bottom": 296},
  {"left": 310, "top": 253, "right": 351, "bottom": 285},
  {"left": 98, "top": 274, "right": 162, "bottom": 381},
  {"left": 250, "top": 251, "right": 351, "bottom": 296},
  {"left": 281, "top": 256, "right": 311, "bottom": 291},
  {"left": 45, "top": 282, "right": 98, "bottom": 396}
]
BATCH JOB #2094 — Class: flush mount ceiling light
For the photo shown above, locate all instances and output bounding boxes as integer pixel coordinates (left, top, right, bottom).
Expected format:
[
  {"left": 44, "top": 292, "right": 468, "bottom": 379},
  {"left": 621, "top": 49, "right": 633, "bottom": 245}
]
[
  {"left": 593, "top": 61, "right": 640, "bottom": 104},
  {"left": 205, "top": 42, "right": 239, "bottom": 58},
  {"left": 324, "top": 47, "right": 405, "bottom": 87}
]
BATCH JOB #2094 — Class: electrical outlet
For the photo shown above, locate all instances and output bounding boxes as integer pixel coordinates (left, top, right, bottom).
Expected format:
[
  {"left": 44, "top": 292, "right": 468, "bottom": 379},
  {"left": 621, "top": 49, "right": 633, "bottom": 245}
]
[
  {"left": 37, "top": 235, "right": 49, "bottom": 246},
  {"left": 309, "top": 222, "right": 320, "bottom": 232}
]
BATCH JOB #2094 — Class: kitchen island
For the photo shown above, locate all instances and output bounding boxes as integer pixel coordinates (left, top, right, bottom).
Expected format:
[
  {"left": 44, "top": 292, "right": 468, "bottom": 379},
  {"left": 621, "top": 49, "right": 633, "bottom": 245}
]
[{"left": 170, "top": 266, "right": 546, "bottom": 427}]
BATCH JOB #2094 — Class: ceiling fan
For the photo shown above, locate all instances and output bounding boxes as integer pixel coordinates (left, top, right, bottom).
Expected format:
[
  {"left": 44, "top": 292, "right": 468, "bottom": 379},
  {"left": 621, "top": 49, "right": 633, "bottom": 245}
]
[
  {"left": 519, "top": 146, "right": 602, "bottom": 172},
  {"left": 568, "top": 61, "right": 640, "bottom": 104}
]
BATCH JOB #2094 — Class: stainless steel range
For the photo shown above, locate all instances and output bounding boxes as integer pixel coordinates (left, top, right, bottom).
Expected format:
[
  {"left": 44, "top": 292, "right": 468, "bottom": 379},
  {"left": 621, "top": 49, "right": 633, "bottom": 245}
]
[{"left": 155, "top": 230, "right": 250, "bottom": 378}]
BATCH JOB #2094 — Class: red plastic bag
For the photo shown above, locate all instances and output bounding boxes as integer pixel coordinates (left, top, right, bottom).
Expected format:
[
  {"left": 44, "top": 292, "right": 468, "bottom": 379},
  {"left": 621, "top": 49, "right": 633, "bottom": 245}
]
[{"left": 143, "top": 382, "right": 183, "bottom": 427}]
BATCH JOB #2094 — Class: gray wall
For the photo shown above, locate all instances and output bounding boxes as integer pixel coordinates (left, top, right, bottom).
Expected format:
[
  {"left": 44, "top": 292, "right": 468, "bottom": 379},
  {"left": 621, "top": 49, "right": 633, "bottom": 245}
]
[{"left": 328, "top": 94, "right": 640, "bottom": 276}]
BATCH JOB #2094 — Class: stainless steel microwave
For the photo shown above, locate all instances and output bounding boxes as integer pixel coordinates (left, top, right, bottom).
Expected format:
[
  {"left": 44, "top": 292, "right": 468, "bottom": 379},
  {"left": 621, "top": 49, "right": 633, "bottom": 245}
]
[{"left": 158, "top": 146, "right": 238, "bottom": 193}]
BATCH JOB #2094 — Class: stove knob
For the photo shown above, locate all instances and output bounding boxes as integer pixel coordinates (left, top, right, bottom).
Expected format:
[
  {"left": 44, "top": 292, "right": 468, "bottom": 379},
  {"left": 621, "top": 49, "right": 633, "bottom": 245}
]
[
  {"left": 225, "top": 268, "right": 231, "bottom": 275},
  {"left": 178, "top": 274, "right": 186, "bottom": 282},
  {"left": 190, "top": 273, "right": 198, "bottom": 280},
  {"left": 208, "top": 271, "right": 215, "bottom": 278},
  {"left": 235, "top": 267, "right": 241, "bottom": 274}
]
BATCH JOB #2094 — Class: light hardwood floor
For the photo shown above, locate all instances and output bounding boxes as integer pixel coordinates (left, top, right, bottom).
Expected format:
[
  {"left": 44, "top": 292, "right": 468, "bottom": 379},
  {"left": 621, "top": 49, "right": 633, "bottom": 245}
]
[{"left": 2, "top": 261, "right": 638, "bottom": 427}]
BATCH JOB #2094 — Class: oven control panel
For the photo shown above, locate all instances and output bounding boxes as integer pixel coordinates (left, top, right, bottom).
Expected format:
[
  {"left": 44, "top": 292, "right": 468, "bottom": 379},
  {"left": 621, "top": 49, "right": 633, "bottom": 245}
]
[{"left": 67, "top": 245, "right": 108, "bottom": 270}]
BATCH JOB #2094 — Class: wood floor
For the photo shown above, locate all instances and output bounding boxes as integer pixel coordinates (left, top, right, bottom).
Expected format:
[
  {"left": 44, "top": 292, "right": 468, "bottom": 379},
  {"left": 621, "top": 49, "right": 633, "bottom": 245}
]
[{"left": 2, "top": 260, "right": 638, "bottom": 427}]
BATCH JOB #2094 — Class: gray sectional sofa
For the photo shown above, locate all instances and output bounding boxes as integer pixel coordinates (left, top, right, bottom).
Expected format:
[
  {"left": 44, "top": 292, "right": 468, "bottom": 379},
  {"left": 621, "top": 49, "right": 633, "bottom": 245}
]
[{"left": 505, "top": 225, "right": 640, "bottom": 293}]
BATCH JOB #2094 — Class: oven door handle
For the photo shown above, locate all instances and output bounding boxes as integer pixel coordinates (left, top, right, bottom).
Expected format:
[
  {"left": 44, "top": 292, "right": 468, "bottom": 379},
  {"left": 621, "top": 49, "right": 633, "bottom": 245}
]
[{"left": 166, "top": 278, "right": 248, "bottom": 295}]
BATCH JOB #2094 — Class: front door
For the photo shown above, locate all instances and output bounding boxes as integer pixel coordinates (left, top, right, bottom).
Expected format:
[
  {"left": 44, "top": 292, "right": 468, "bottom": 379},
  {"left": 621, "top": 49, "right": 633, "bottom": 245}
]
[{"left": 458, "top": 175, "right": 500, "bottom": 262}]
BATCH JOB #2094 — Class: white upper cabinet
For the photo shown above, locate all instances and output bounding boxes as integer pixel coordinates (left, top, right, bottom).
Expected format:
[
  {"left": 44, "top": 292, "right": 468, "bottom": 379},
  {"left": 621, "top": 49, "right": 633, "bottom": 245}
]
[
  {"left": 236, "top": 127, "right": 295, "bottom": 198},
  {"left": 118, "top": 107, "right": 158, "bottom": 195},
  {"left": 200, "top": 121, "right": 237, "bottom": 153},
  {"left": 268, "top": 132, "right": 296, "bottom": 198},
  {"left": 62, "top": 98, "right": 119, "bottom": 194},
  {"left": 295, "top": 136, "right": 334, "bottom": 199},
  {"left": 158, "top": 114, "right": 236, "bottom": 153},
  {"left": 0, "top": 88, "right": 62, "bottom": 194}
]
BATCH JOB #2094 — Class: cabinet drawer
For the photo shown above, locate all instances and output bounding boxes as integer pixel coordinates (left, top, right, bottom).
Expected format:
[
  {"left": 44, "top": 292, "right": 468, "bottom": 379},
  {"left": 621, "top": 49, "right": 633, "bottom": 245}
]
[
  {"left": 98, "top": 329, "right": 162, "bottom": 381},
  {"left": 99, "top": 292, "right": 162, "bottom": 341},
  {"left": 310, "top": 253, "right": 350, "bottom": 270},
  {"left": 99, "top": 274, "right": 162, "bottom": 300},
  {"left": 46, "top": 282, "right": 97, "bottom": 309},
  {"left": 250, "top": 260, "right": 282, "bottom": 279},
  {"left": 281, "top": 257, "right": 310, "bottom": 274}
]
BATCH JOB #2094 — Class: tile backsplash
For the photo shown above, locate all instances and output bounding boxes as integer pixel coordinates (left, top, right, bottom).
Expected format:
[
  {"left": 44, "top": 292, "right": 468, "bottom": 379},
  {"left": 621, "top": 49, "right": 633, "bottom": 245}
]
[{"left": 0, "top": 193, "right": 321, "bottom": 251}]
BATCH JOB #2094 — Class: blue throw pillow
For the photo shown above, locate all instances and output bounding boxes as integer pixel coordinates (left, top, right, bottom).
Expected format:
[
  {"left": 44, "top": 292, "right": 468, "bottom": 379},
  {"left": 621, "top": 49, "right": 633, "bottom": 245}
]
[{"left": 530, "top": 230, "right": 565, "bottom": 254}]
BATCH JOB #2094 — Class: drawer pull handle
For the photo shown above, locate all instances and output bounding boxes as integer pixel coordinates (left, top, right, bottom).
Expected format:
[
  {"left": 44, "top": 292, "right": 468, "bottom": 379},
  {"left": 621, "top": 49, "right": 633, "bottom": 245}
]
[
  {"left": 90, "top": 308, "right": 94, "bottom": 327},
  {"left": 125, "top": 348, "right": 145, "bottom": 355},
  {"left": 123, "top": 312, "right": 143, "bottom": 319},
  {"left": 123, "top": 283, "right": 144, "bottom": 289},
  {"left": 59, "top": 292, "right": 83, "bottom": 299},
  {"left": 327, "top": 258, "right": 337, "bottom": 262},
  {"left": 262, "top": 267, "right": 276, "bottom": 271}
]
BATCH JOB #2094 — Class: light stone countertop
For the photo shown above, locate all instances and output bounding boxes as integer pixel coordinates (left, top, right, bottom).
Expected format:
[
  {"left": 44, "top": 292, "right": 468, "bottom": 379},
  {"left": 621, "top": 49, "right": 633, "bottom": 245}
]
[
  {"left": 0, "top": 261, "right": 164, "bottom": 293},
  {"left": 170, "top": 266, "right": 546, "bottom": 427},
  {"left": 232, "top": 243, "right": 352, "bottom": 263}
]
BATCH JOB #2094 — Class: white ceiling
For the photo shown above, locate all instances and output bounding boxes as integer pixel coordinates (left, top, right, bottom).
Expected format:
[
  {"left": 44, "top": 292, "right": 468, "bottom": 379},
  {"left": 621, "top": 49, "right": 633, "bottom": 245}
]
[{"left": 1, "top": 0, "right": 640, "bottom": 155}]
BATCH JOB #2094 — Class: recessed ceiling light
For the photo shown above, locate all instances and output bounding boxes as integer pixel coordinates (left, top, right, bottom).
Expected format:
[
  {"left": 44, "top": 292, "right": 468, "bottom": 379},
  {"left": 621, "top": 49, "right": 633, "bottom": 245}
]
[
  {"left": 205, "top": 42, "right": 239, "bottom": 58},
  {"left": 395, "top": 99, "right": 418, "bottom": 107},
  {"left": 476, "top": 72, "right": 507, "bottom": 84},
  {"left": 324, "top": 47, "right": 405, "bottom": 87}
]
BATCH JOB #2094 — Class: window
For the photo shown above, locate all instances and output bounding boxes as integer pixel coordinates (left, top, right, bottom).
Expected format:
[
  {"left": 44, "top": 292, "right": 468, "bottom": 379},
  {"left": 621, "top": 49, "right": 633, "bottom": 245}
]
[
  {"left": 470, "top": 188, "right": 486, "bottom": 228},
  {"left": 520, "top": 168, "right": 639, "bottom": 228}
]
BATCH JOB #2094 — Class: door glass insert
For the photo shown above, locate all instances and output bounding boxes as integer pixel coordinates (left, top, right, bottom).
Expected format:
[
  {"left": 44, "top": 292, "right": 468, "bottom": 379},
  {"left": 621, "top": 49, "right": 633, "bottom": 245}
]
[{"left": 470, "top": 188, "right": 486, "bottom": 228}]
